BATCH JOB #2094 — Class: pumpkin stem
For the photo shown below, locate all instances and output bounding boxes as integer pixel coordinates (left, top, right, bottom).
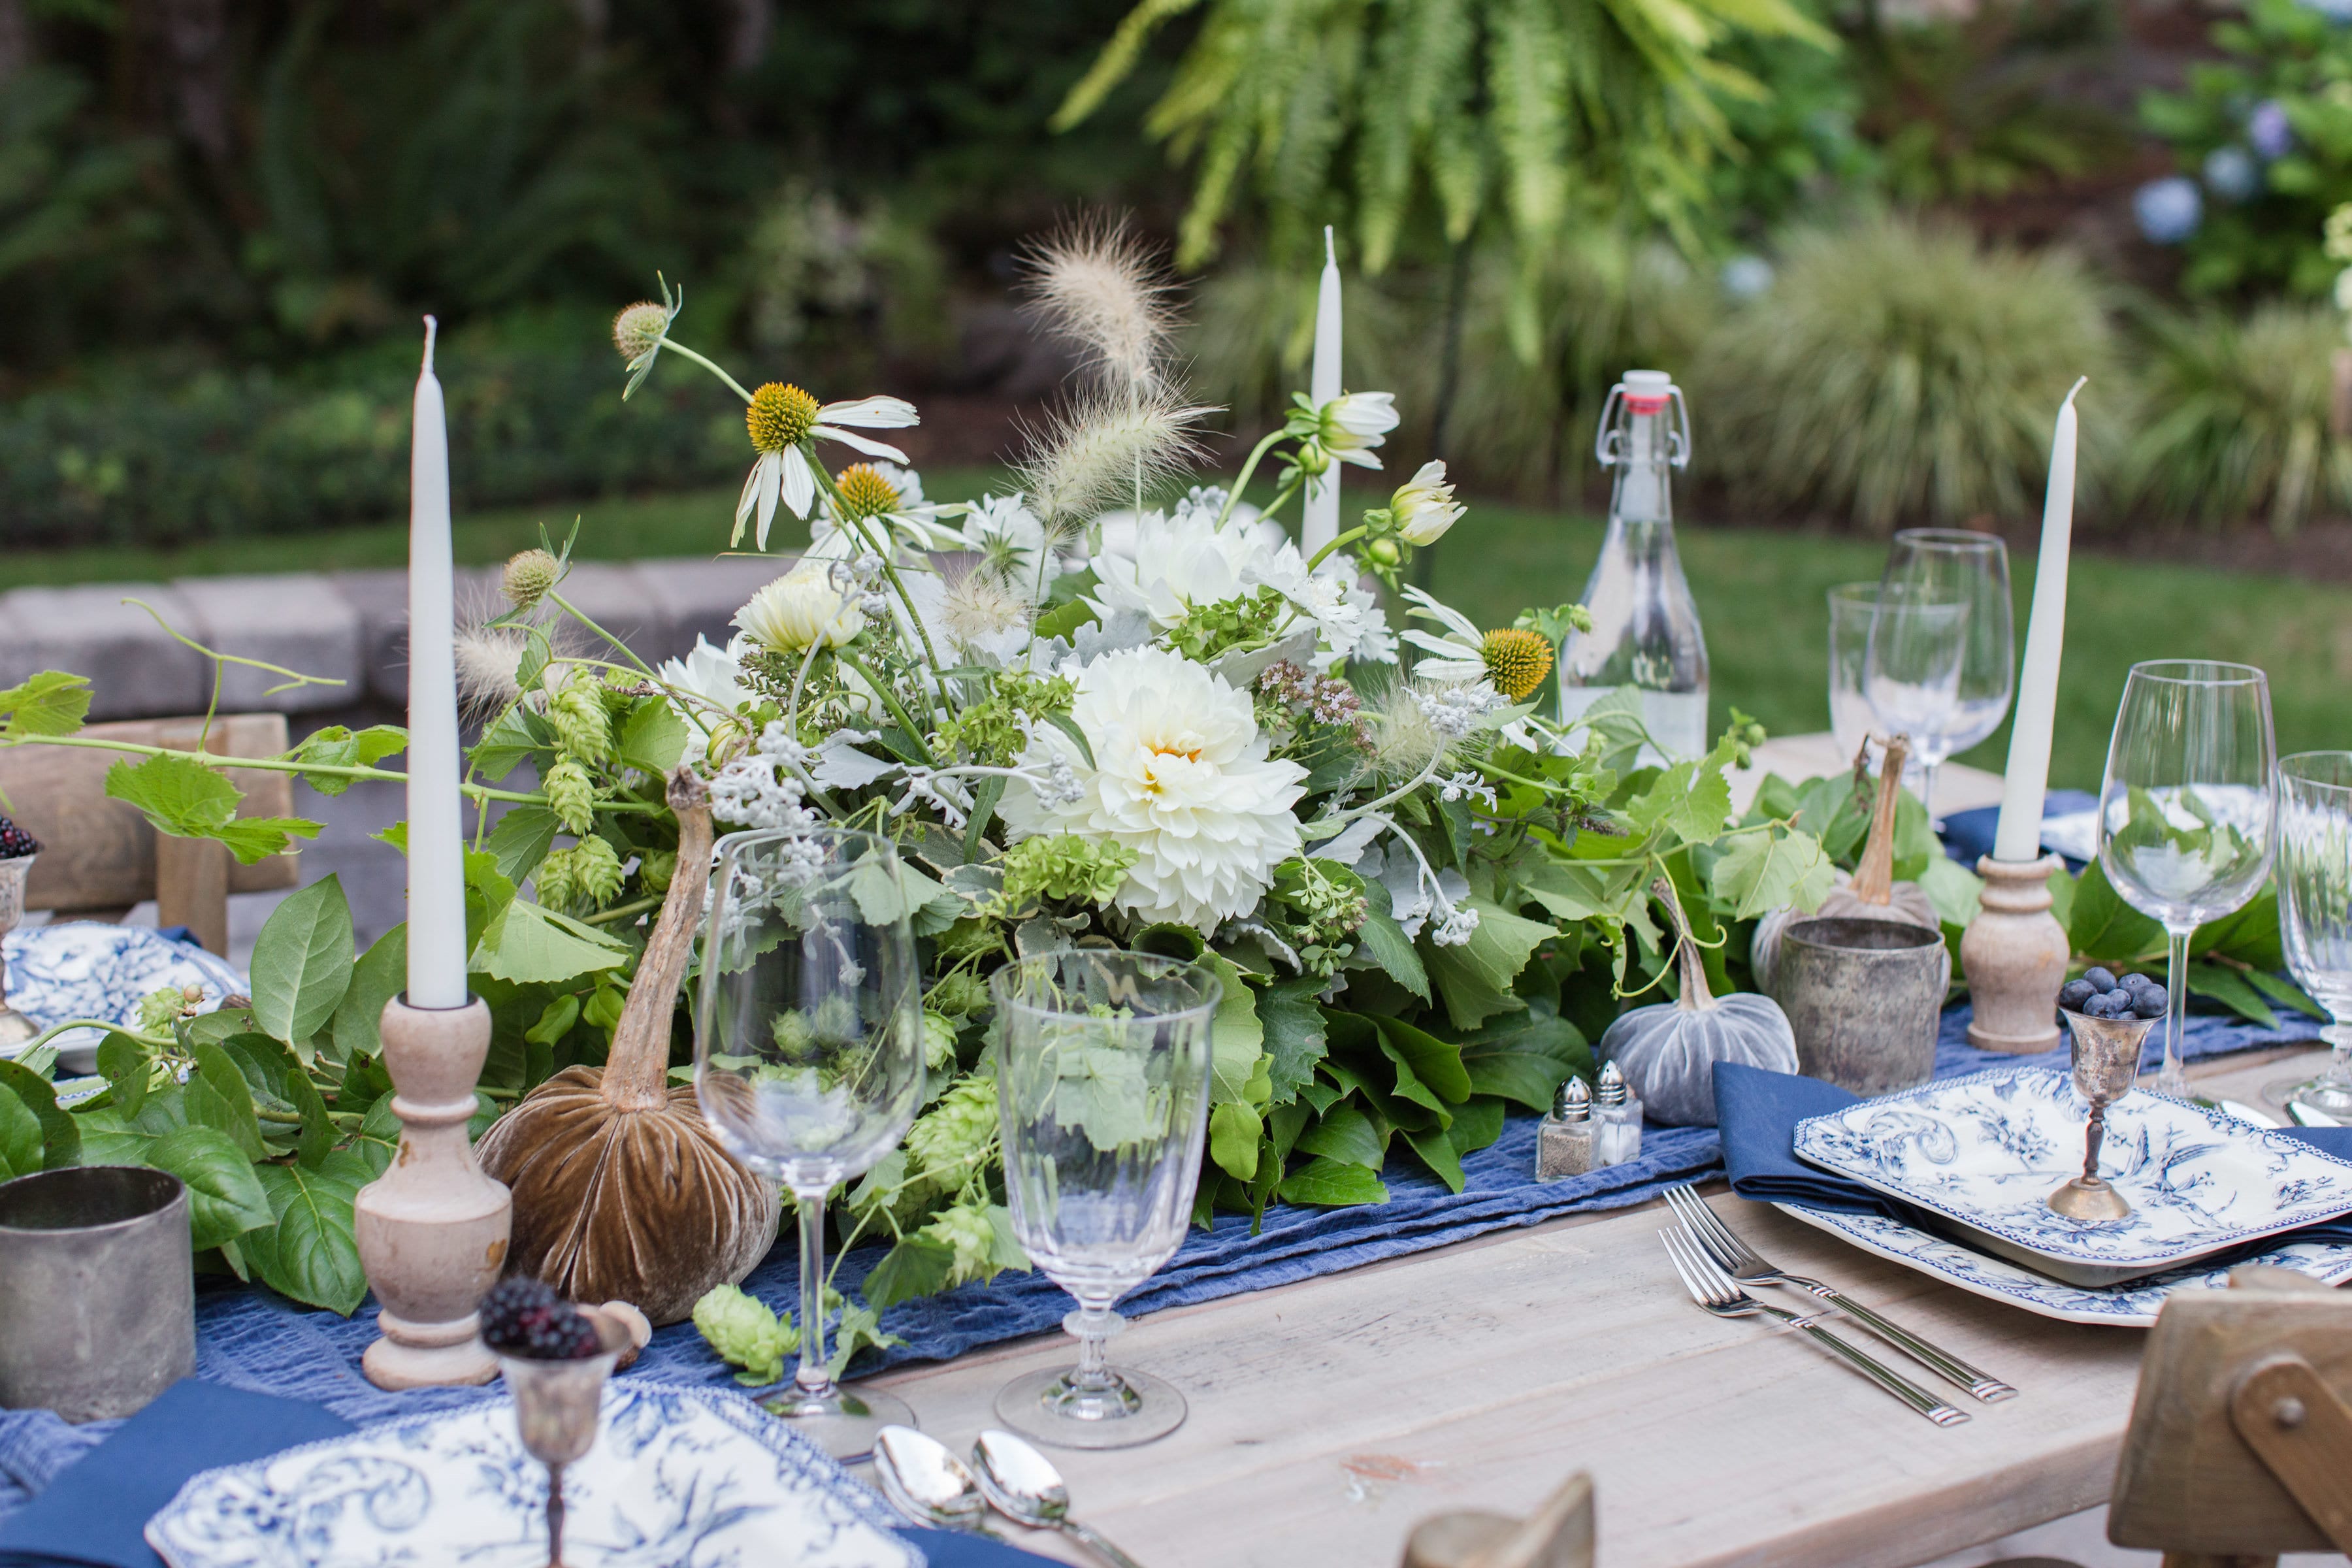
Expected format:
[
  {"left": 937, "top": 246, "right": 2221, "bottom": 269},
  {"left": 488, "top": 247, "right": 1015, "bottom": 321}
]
[
  {"left": 601, "top": 768, "right": 714, "bottom": 1111},
  {"left": 1651, "top": 875, "right": 1718, "bottom": 1013},
  {"left": 1849, "top": 734, "right": 1910, "bottom": 907}
]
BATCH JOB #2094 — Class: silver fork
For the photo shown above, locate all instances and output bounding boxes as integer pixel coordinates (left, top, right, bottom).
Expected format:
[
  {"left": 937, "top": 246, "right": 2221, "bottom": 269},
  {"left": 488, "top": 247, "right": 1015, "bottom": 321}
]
[
  {"left": 1663, "top": 1185, "right": 2017, "bottom": 1403},
  {"left": 1660, "top": 1226, "right": 1970, "bottom": 1426}
]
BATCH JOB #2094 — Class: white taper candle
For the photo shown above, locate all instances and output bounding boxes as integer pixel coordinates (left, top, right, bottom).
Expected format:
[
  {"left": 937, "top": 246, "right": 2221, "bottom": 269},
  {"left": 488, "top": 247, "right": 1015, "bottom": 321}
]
[
  {"left": 406, "top": 318, "right": 469, "bottom": 1007},
  {"left": 1302, "top": 225, "right": 1343, "bottom": 554},
  {"left": 1991, "top": 377, "right": 2087, "bottom": 864}
]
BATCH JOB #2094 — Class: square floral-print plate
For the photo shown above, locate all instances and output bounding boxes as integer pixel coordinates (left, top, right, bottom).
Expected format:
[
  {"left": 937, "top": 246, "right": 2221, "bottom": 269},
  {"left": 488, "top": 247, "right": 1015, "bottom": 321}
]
[
  {"left": 147, "top": 1382, "right": 919, "bottom": 1568},
  {"left": 1792, "top": 1068, "right": 2352, "bottom": 1286},
  {"left": 1776, "top": 1203, "right": 2352, "bottom": 1326}
]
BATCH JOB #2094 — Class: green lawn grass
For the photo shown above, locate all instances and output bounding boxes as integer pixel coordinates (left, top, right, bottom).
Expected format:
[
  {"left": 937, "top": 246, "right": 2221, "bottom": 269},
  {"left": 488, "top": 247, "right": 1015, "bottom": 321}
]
[{"left": 6, "top": 470, "right": 2346, "bottom": 790}]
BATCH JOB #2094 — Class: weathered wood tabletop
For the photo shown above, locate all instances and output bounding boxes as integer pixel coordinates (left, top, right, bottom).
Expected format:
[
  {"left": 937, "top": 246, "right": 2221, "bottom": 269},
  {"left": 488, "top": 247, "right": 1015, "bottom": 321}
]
[{"left": 867, "top": 1043, "right": 2330, "bottom": 1568}]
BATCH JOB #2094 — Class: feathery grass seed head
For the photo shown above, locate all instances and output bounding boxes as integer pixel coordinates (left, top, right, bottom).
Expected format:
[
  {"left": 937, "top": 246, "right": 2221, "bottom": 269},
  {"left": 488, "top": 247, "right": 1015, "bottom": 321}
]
[
  {"left": 1015, "top": 387, "right": 1213, "bottom": 530},
  {"left": 1021, "top": 216, "right": 1182, "bottom": 395}
]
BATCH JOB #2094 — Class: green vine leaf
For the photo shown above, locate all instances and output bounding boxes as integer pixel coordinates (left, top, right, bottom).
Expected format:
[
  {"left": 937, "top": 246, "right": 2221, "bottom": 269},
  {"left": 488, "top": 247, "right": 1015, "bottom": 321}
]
[
  {"left": 242, "top": 1152, "right": 372, "bottom": 1316},
  {"left": 144, "top": 1126, "right": 274, "bottom": 1250},
  {"left": 250, "top": 875, "right": 355, "bottom": 1048},
  {"left": 0, "top": 670, "right": 91, "bottom": 741},
  {"left": 104, "top": 752, "right": 322, "bottom": 865}
]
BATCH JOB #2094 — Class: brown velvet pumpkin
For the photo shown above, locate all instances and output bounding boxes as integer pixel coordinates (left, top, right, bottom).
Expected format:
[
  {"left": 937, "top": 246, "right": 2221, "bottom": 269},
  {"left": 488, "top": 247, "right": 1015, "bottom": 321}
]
[
  {"left": 1752, "top": 736, "right": 1938, "bottom": 990},
  {"left": 476, "top": 770, "right": 781, "bottom": 1325}
]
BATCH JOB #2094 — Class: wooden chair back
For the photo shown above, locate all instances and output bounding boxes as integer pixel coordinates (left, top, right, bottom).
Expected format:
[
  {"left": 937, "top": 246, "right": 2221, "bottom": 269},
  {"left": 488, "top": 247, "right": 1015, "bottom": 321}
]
[
  {"left": 0, "top": 714, "right": 301, "bottom": 957},
  {"left": 1401, "top": 1471, "right": 1595, "bottom": 1568},
  {"left": 2109, "top": 1264, "right": 2352, "bottom": 1567}
]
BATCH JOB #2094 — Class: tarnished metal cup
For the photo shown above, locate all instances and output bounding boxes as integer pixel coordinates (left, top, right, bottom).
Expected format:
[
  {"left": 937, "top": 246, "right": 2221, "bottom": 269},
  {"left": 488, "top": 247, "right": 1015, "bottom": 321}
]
[
  {"left": 0, "top": 1166, "right": 195, "bottom": 1422},
  {"left": 1768, "top": 917, "right": 1952, "bottom": 1095}
]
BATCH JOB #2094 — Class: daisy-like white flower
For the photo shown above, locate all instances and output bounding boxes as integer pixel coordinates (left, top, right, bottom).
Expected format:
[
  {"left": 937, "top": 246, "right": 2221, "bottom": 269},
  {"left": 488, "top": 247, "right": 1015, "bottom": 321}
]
[
  {"left": 1247, "top": 547, "right": 1398, "bottom": 669},
  {"left": 657, "top": 634, "right": 752, "bottom": 762},
  {"left": 955, "top": 492, "right": 1050, "bottom": 590},
  {"left": 734, "top": 566, "right": 866, "bottom": 652},
  {"left": 1000, "top": 645, "right": 1307, "bottom": 930},
  {"left": 1309, "top": 390, "right": 1399, "bottom": 470},
  {"left": 1389, "top": 460, "right": 1465, "bottom": 545},
  {"left": 1397, "top": 585, "right": 1492, "bottom": 685},
  {"left": 736, "top": 385, "right": 921, "bottom": 551}
]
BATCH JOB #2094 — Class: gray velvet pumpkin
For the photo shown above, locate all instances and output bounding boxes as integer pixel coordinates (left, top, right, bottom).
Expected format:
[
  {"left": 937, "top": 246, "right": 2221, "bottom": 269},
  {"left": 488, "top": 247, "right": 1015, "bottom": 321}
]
[
  {"left": 1601, "top": 879, "right": 1797, "bottom": 1126},
  {"left": 1752, "top": 736, "right": 1934, "bottom": 991}
]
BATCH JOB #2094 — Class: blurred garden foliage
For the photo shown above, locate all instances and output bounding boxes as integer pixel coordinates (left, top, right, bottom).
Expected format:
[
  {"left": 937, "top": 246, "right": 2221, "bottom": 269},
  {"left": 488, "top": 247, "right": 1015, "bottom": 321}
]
[{"left": 6, "top": 0, "right": 2352, "bottom": 546}]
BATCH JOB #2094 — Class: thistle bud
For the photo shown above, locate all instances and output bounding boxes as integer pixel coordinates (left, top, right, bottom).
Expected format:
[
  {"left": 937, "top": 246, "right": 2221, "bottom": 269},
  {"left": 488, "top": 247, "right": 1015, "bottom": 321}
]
[{"left": 502, "top": 549, "right": 561, "bottom": 610}]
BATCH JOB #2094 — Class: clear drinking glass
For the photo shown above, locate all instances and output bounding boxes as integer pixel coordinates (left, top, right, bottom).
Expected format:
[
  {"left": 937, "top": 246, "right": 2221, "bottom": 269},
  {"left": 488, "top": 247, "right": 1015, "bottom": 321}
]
[
  {"left": 1825, "top": 583, "right": 1883, "bottom": 763},
  {"left": 1878, "top": 529, "right": 2016, "bottom": 825},
  {"left": 1862, "top": 588, "right": 1968, "bottom": 806},
  {"left": 694, "top": 826, "right": 927, "bottom": 1461},
  {"left": 990, "top": 951, "right": 1220, "bottom": 1450},
  {"left": 2266, "top": 753, "right": 2352, "bottom": 1115},
  {"left": 2097, "top": 661, "right": 2278, "bottom": 1099}
]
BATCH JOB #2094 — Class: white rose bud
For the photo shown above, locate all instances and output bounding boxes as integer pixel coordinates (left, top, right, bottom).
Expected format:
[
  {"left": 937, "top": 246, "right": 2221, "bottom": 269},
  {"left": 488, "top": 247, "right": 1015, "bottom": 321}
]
[{"left": 1390, "top": 460, "right": 1465, "bottom": 546}]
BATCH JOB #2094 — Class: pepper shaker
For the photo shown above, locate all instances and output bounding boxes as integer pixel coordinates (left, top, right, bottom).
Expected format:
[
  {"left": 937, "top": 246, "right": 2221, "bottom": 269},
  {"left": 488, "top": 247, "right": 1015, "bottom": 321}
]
[
  {"left": 1535, "top": 1077, "right": 1595, "bottom": 1181},
  {"left": 1593, "top": 1061, "right": 1644, "bottom": 1167}
]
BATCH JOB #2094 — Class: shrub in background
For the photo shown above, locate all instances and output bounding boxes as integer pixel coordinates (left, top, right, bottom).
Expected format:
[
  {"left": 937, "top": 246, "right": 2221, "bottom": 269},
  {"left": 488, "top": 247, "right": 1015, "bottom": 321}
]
[
  {"left": 1691, "top": 214, "right": 2122, "bottom": 531},
  {"left": 2127, "top": 302, "right": 2352, "bottom": 535}
]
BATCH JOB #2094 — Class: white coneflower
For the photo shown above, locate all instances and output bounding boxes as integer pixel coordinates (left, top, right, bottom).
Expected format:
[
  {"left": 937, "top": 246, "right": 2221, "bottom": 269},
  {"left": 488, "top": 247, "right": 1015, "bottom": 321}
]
[
  {"left": 1015, "top": 386, "right": 1212, "bottom": 532},
  {"left": 737, "top": 384, "right": 921, "bottom": 551},
  {"left": 1020, "top": 216, "right": 1181, "bottom": 395}
]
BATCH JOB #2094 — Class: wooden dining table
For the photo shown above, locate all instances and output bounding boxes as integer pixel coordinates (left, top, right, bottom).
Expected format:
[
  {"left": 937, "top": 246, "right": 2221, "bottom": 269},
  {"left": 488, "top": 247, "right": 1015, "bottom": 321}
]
[{"left": 870, "top": 1041, "right": 2335, "bottom": 1568}]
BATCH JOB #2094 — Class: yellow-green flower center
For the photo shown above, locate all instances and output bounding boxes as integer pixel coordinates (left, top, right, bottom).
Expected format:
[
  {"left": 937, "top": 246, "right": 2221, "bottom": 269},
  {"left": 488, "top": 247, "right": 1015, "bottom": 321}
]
[
  {"left": 1481, "top": 627, "right": 1554, "bottom": 701},
  {"left": 747, "top": 383, "right": 821, "bottom": 454},
  {"left": 612, "top": 302, "right": 669, "bottom": 361},
  {"left": 833, "top": 463, "right": 901, "bottom": 521}
]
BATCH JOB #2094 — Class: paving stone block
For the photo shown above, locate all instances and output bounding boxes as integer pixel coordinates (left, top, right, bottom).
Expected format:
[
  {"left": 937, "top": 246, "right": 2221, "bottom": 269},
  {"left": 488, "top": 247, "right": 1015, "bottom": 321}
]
[
  {"left": 174, "top": 574, "right": 365, "bottom": 713},
  {"left": 634, "top": 555, "right": 789, "bottom": 661},
  {"left": 547, "top": 561, "right": 674, "bottom": 665},
  {"left": 330, "top": 568, "right": 413, "bottom": 706},
  {"left": 0, "top": 583, "right": 208, "bottom": 719}
]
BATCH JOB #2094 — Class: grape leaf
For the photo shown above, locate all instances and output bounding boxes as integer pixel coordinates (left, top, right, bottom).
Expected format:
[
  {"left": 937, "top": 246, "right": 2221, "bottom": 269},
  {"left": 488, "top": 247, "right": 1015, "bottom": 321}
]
[
  {"left": 1709, "top": 825, "right": 1837, "bottom": 920},
  {"left": 485, "top": 807, "right": 561, "bottom": 886},
  {"left": 1256, "top": 975, "right": 1329, "bottom": 1106},
  {"left": 615, "top": 699, "right": 688, "bottom": 776},
  {"left": 860, "top": 1235, "right": 956, "bottom": 1312},
  {"left": 279, "top": 725, "right": 407, "bottom": 796},
  {"left": 103, "top": 751, "right": 322, "bottom": 864},
  {"left": 1422, "top": 900, "right": 1552, "bottom": 1030},
  {"left": 470, "top": 898, "right": 629, "bottom": 985},
  {"left": 0, "top": 670, "right": 91, "bottom": 740},
  {"left": 144, "top": 1126, "right": 274, "bottom": 1250},
  {"left": 250, "top": 875, "right": 355, "bottom": 1047}
]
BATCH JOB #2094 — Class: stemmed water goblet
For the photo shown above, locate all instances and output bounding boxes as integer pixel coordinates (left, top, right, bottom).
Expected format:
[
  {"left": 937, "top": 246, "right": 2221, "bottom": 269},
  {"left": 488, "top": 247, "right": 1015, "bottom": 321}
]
[
  {"left": 1876, "top": 530, "right": 2015, "bottom": 826},
  {"left": 694, "top": 826, "right": 927, "bottom": 1461},
  {"left": 1861, "top": 585, "right": 1968, "bottom": 797},
  {"left": 2097, "top": 661, "right": 2278, "bottom": 1100},
  {"left": 2265, "top": 752, "right": 2352, "bottom": 1117},
  {"left": 990, "top": 950, "right": 1219, "bottom": 1449}
]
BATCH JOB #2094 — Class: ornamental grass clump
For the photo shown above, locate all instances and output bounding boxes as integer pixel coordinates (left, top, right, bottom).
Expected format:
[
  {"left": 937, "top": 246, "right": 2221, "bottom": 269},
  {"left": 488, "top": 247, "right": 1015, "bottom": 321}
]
[
  {"left": 2127, "top": 302, "right": 2352, "bottom": 536},
  {"left": 1693, "top": 216, "right": 2121, "bottom": 532}
]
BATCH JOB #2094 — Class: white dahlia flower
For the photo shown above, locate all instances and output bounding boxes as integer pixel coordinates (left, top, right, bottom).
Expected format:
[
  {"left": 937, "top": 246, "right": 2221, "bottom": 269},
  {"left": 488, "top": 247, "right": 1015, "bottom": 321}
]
[
  {"left": 1085, "top": 503, "right": 1278, "bottom": 630},
  {"left": 734, "top": 566, "right": 866, "bottom": 652},
  {"left": 1390, "top": 460, "right": 1465, "bottom": 545},
  {"left": 1314, "top": 391, "right": 1400, "bottom": 470},
  {"left": 1000, "top": 645, "right": 1307, "bottom": 930}
]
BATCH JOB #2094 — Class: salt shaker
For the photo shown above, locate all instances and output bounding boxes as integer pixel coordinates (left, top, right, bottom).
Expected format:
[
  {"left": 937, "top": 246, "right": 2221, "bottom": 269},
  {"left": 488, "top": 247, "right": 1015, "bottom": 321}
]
[
  {"left": 1535, "top": 1077, "right": 1595, "bottom": 1181},
  {"left": 1593, "top": 1061, "right": 1644, "bottom": 1167}
]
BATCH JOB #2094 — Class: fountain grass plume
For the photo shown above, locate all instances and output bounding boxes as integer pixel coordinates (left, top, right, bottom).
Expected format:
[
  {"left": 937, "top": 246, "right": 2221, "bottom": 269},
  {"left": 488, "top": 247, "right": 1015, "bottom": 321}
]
[
  {"left": 1014, "top": 386, "right": 1213, "bottom": 534},
  {"left": 1021, "top": 216, "right": 1183, "bottom": 397}
]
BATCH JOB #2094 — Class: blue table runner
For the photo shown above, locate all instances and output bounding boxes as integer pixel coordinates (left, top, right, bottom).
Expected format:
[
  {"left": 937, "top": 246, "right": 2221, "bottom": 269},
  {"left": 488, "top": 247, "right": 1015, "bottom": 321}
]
[{"left": 0, "top": 998, "right": 2321, "bottom": 1520}]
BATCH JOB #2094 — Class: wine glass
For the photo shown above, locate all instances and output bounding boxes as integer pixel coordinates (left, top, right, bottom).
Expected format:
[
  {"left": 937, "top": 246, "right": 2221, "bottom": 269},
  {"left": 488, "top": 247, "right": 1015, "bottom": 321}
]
[
  {"left": 694, "top": 826, "right": 926, "bottom": 1461},
  {"left": 2098, "top": 661, "right": 2278, "bottom": 1100},
  {"left": 1878, "top": 530, "right": 2016, "bottom": 825},
  {"left": 1825, "top": 583, "right": 1884, "bottom": 763},
  {"left": 1861, "top": 586, "right": 1968, "bottom": 802},
  {"left": 2266, "top": 752, "right": 2352, "bottom": 1116},
  {"left": 990, "top": 951, "right": 1220, "bottom": 1450}
]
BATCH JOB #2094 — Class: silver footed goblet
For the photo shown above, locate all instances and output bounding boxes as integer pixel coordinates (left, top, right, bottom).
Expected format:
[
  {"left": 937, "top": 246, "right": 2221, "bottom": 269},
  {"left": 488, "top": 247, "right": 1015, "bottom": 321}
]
[
  {"left": 2048, "top": 1008, "right": 2157, "bottom": 1222},
  {"left": 498, "top": 1313, "right": 627, "bottom": 1568}
]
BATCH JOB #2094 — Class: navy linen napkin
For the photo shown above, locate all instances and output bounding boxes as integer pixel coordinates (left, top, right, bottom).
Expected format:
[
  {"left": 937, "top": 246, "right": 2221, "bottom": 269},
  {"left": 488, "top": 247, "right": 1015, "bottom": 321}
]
[
  {"left": 1712, "top": 1061, "right": 2352, "bottom": 1247},
  {"left": 0, "top": 1377, "right": 1056, "bottom": 1568}
]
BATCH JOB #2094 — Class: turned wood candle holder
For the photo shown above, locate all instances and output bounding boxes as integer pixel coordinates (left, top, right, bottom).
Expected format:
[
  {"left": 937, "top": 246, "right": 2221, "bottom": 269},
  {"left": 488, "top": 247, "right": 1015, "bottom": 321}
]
[
  {"left": 1961, "top": 854, "right": 2072, "bottom": 1054},
  {"left": 353, "top": 994, "right": 513, "bottom": 1390}
]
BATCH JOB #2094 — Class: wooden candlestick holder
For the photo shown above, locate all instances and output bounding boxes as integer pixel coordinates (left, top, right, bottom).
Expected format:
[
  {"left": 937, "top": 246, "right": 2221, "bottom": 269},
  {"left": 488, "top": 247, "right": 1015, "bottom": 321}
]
[
  {"left": 353, "top": 994, "right": 512, "bottom": 1390},
  {"left": 1961, "top": 854, "right": 2071, "bottom": 1054}
]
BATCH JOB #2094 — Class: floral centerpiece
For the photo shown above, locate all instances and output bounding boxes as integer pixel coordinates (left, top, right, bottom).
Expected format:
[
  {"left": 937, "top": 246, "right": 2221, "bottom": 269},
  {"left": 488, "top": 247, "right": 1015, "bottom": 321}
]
[{"left": 0, "top": 224, "right": 1837, "bottom": 1354}]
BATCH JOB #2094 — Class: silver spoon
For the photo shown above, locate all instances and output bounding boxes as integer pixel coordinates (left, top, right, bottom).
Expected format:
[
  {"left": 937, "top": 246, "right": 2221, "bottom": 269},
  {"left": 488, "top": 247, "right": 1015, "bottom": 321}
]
[
  {"left": 972, "top": 1428, "right": 1145, "bottom": 1568},
  {"left": 872, "top": 1426, "right": 999, "bottom": 1539}
]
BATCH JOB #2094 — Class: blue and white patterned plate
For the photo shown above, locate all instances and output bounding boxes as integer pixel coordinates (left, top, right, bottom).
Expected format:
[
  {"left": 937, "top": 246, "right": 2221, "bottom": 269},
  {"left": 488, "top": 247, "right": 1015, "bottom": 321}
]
[
  {"left": 1775, "top": 1202, "right": 2352, "bottom": 1326},
  {"left": 146, "top": 1382, "right": 921, "bottom": 1568},
  {"left": 1792, "top": 1068, "right": 2352, "bottom": 1284}
]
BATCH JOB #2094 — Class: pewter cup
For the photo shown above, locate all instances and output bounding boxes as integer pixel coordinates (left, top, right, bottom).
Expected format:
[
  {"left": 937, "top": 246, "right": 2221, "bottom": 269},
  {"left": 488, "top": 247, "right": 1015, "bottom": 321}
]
[
  {"left": 2048, "top": 1009, "right": 2155, "bottom": 1222},
  {"left": 0, "top": 1166, "right": 195, "bottom": 1422},
  {"left": 1768, "top": 917, "right": 1951, "bottom": 1095}
]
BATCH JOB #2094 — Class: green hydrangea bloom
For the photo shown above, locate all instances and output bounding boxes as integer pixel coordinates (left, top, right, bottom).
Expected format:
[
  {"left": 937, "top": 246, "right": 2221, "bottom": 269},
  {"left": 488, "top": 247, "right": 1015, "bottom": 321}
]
[
  {"left": 994, "top": 833, "right": 1136, "bottom": 913},
  {"left": 691, "top": 1283, "right": 796, "bottom": 1386}
]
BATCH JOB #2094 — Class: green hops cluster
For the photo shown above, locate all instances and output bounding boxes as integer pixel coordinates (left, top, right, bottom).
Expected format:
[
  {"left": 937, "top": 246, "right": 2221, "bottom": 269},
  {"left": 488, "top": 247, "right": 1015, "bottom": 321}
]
[
  {"left": 639, "top": 849, "right": 677, "bottom": 894},
  {"left": 549, "top": 678, "right": 610, "bottom": 762},
  {"left": 135, "top": 985, "right": 198, "bottom": 1035},
  {"left": 920, "top": 1201, "right": 1001, "bottom": 1288},
  {"left": 993, "top": 833, "right": 1137, "bottom": 914},
  {"left": 1164, "top": 587, "right": 1284, "bottom": 662},
  {"left": 691, "top": 1284, "right": 795, "bottom": 1386},
  {"left": 921, "top": 1010, "right": 960, "bottom": 1072},
  {"left": 905, "top": 1074, "right": 998, "bottom": 1180},
  {"left": 926, "top": 968, "right": 990, "bottom": 1017},
  {"left": 544, "top": 759, "right": 595, "bottom": 834},
  {"left": 537, "top": 835, "right": 623, "bottom": 911}
]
